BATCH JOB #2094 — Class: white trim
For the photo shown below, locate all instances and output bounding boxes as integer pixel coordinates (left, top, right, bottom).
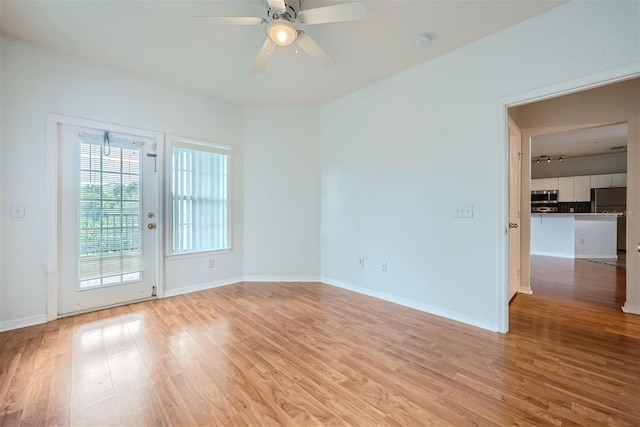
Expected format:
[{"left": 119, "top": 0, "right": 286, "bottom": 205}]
[
  {"left": 46, "top": 113, "right": 165, "bottom": 320},
  {"left": 163, "top": 276, "right": 243, "bottom": 298},
  {"left": 498, "top": 107, "right": 510, "bottom": 334},
  {"left": 243, "top": 276, "right": 321, "bottom": 282},
  {"left": 165, "top": 135, "right": 233, "bottom": 257},
  {"left": 499, "top": 62, "right": 640, "bottom": 107},
  {"left": 321, "top": 277, "right": 499, "bottom": 332},
  {"left": 530, "top": 251, "right": 574, "bottom": 258},
  {"left": 518, "top": 286, "right": 533, "bottom": 295},
  {"left": 499, "top": 64, "right": 640, "bottom": 335},
  {"left": 1, "top": 314, "right": 48, "bottom": 332},
  {"left": 575, "top": 255, "right": 618, "bottom": 259},
  {"left": 621, "top": 303, "right": 640, "bottom": 315}
]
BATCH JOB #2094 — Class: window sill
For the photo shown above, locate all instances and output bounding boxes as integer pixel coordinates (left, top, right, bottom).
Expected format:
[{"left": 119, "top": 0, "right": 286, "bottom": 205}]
[{"left": 166, "top": 248, "right": 232, "bottom": 261}]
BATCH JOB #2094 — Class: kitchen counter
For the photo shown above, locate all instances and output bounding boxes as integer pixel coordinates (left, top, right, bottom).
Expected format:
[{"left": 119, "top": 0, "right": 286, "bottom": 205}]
[
  {"left": 532, "top": 212, "right": 622, "bottom": 217},
  {"left": 531, "top": 213, "right": 618, "bottom": 258}
]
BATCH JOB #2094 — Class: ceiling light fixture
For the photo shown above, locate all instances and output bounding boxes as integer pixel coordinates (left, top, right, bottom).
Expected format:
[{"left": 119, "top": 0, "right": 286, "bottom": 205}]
[{"left": 268, "top": 20, "right": 298, "bottom": 47}]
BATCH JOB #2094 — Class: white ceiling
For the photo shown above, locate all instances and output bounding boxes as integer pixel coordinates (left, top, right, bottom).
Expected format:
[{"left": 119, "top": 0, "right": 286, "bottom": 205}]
[
  {"left": 1, "top": 0, "right": 565, "bottom": 106},
  {"left": 531, "top": 123, "right": 628, "bottom": 159}
]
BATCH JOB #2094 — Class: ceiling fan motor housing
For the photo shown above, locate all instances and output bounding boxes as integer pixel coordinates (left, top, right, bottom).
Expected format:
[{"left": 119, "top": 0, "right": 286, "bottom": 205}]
[{"left": 267, "top": 0, "right": 301, "bottom": 21}]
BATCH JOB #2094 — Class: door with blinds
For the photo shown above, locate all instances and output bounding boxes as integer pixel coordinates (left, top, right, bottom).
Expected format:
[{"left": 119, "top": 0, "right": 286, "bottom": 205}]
[{"left": 58, "top": 123, "right": 159, "bottom": 315}]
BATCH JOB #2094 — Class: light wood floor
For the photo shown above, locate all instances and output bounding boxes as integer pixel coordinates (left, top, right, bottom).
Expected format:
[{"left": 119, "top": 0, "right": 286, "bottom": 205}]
[{"left": 1, "top": 260, "right": 639, "bottom": 426}]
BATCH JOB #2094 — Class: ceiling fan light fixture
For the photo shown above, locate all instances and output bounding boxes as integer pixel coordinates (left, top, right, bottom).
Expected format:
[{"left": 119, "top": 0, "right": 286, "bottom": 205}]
[{"left": 268, "top": 21, "right": 298, "bottom": 46}]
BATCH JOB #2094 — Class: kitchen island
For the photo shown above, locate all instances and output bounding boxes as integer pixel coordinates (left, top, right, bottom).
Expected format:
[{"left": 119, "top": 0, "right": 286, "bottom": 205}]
[{"left": 531, "top": 213, "right": 621, "bottom": 259}]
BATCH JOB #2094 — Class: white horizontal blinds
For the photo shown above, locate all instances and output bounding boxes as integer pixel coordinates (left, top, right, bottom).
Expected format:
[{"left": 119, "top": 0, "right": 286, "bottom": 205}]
[
  {"left": 172, "top": 145, "right": 229, "bottom": 253},
  {"left": 78, "top": 136, "right": 143, "bottom": 288}
]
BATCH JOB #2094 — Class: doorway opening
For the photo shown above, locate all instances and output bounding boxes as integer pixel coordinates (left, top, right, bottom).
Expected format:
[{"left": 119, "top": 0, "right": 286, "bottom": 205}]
[{"left": 504, "top": 76, "right": 640, "bottom": 332}]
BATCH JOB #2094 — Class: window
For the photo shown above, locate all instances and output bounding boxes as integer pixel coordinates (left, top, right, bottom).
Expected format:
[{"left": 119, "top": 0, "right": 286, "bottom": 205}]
[
  {"left": 78, "top": 136, "right": 142, "bottom": 288},
  {"left": 170, "top": 139, "right": 230, "bottom": 254}
]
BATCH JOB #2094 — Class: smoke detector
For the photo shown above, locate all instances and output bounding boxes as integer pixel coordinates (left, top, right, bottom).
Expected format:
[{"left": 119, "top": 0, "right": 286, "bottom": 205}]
[{"left": 414, "top": 33, "right": 431, "bottom": 48}]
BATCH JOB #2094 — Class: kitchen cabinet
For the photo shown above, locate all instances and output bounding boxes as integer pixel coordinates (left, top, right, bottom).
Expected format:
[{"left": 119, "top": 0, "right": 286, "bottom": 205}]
[
  {"left": 591, "top": 173, "right": 627, "bottom": 188},
  {"left": 590, "top": 174, "right": 612, "bottom": 188},
  {"left": 531, "top": 179, "right": 543, "bottom": 191},
  {"left": 542, "top": 178, "right": 559, "bottom": 191},
  {"left": 558, "top": 176, "right": 592, "bottom": 202},
  {"left": 612, "top": 173, "right": 627, "bottom": 187},
  {"left": 573, "top": 175, "right": 591, "bottom": 201},
  {"left": 558, "top": 177, "right": 574, "bottom": 202}
]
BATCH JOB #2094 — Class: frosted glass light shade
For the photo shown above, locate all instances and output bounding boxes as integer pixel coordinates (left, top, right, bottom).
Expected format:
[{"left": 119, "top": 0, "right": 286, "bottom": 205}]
[{"left": 268, "top": 21, "right": 298, "bottom": 47}]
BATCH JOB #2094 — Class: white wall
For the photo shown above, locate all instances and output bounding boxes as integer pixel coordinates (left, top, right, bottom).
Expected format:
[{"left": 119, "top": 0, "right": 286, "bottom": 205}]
[
  {"left": 320, "top": 1, "right": 639, "bottom": 331},
  {"left": 243, "top": 107, "right": 321, "bottom": 280},
  {"left": 1, "top": 37, "right": 245, "bottom": 327}
]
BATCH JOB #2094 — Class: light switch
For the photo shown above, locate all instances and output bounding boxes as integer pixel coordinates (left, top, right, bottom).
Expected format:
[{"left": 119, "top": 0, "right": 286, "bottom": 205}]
[{"left": 10, "top": 204, "right": 25, "bottom": 218}]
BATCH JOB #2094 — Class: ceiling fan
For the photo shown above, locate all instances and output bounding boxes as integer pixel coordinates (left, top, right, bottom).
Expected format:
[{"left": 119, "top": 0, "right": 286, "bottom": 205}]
[{"left": 194, "top": 0, "right": 366, "bottom": 73}]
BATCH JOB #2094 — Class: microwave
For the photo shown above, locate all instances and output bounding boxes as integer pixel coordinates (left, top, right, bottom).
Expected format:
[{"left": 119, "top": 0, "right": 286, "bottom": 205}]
[{"left": 531, "top": 190, "right": 558, "bottom": 204}]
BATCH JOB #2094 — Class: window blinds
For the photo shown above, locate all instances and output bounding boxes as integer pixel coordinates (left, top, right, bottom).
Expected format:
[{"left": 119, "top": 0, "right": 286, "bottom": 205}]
[
  {"left": 78, "top": 138, "right": 143, "bottom": 287},
  {"left": 171, "top": 146, "right": 229, "bottom": 253}
]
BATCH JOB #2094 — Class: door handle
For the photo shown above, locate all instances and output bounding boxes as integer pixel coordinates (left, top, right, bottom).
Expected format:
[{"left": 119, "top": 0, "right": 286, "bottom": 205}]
[
  {"left": 147, "top": 223, "right": 156, "bottom": 230},
  {"left": 509, "top": 222, "right": 519, "bottom": 229}
]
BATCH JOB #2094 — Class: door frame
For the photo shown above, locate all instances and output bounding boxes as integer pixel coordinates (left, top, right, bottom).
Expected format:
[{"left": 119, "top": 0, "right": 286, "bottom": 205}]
[
  {"left": 498, "top": 63, "right": 640, "bottom": 333},
  {"left": 46, "top": 114, "right": 165, "bottom": 321}
]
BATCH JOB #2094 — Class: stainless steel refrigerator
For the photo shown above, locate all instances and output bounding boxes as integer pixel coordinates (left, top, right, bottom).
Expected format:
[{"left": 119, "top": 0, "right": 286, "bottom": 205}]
[{"left": 592, "top": 187, "right": 626, "bottom": 251}]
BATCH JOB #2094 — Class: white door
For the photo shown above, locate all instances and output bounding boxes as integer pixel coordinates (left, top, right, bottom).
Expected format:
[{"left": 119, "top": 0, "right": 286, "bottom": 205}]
[
  {"left": 58, "top": 123, "right": 159, "bottom": 315},
  {"left": 508, "top": 122, "right": 522, "bottom": 301}
]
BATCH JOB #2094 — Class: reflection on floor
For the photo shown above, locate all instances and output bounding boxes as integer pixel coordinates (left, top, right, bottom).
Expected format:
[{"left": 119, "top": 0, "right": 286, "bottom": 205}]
[
  {"left": 582, "top": 250, "right": 626, "bottom": 268},
  {"left": 529, "top": 254, "right": 626, "bottom": 309}
]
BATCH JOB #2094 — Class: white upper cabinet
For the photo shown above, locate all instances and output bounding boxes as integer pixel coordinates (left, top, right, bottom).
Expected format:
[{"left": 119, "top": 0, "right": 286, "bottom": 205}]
[
  {"left": 557, "top": 176, "right": 592, "bottom": 202},
  {"left": 590, "top": 174, "right": 612, "bottom": 188},
  {"left": 542, "top": 177, "right": 559, "bottom": 191},
  {"left": 612, "top": 173, "right": 627, "bottom": 187},
  {"left": 558, "top": 177, "right": 574, "bottom": 202},
  {"left": 573, "top": 175, "right": 591, "bottom": 201},
  {"left": 591, "top": 173, "right": 627, "bottom": 188},
  {"left": 531, "top": 179, "right": 543, "bottom": 191}
]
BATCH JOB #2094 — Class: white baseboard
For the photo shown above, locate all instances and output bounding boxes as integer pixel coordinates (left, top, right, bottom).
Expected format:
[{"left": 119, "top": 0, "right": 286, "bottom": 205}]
[
  {"left": 243, "top": 275, "right": 320, "bottom": 282},
  {"left": 1, "top": 314, "right": 48, "bottom": 332},
  {"left": 575, "top": 255, "right": 618, "bottom": 259},
  {"left": 163, "top": 276, "right": 244, "bottom": 298},
  {"left": 531, "top": 251, "right": 574, "bottom": 258},
  {"left": 321, "top": 277, "right": 498, "bottom": 332},
  {"left": 622, "top": 302, "right": 640, "bottom": 315},
  {"left": 518, "top": 286, "right": 533, "bottom": 295}
]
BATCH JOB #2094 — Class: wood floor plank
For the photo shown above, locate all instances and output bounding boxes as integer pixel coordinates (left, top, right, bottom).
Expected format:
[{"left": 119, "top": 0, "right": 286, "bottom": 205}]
[{"left": 1, "top": 255, "right": 639, "bottom": 425}]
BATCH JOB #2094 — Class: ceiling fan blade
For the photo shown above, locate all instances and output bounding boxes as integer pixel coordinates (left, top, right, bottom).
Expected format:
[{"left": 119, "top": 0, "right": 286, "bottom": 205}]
[
  {"left": 296, "top": 32, "right": 335, "bottom": 69},
  {"left": 252, "top": 37, "right": 277, "bottom": 74},
  {"left": 298, "top": 2, "right": 366, "bottom": 25},
  {"left": 267, "top": 0, "right": 287, "bottom": 12},
  {"left": 193, "top": 16, "right": 266, "bottom": 26}
]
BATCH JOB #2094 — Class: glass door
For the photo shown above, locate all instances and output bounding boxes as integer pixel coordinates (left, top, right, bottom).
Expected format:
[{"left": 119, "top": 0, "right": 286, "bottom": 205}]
[{"left": 58, "top": 123, "right": 159, "bottom": 315}]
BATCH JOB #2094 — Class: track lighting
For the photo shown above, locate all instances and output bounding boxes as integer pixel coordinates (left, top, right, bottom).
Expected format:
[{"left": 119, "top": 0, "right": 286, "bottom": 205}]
[{"left": 533, "top": 155, "right": 565, "bottom": 164}]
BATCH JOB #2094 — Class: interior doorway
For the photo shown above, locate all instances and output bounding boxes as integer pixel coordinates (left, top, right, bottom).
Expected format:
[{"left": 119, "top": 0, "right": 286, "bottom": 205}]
[{"left": 504, "top": 76, "right": 640, "bottom": 331}]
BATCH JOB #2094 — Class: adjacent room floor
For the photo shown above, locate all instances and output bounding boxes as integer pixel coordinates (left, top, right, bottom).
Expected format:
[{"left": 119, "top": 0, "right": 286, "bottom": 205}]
[{"left": 1, "top": 259, "right": 638, "bottom": 426}]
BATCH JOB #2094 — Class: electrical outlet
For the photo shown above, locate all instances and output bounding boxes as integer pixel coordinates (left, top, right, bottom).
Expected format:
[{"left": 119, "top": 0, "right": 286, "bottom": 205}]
[
  {"left": 358, "top": 258, "right": 365, "bottom": 268},
  {"left": 580, "top": 238, "right": 585, "bottom": 244},
  {"left": 10, "top": 204, "right": 25, "bottom": 218},
  {"left": 208, "top": 256, "right": 215, "bottom": 268},
  {"left": 454, "top": 204, "right": 473, "bottom": 218},
  {"left": 381, "top": 261, "right": 387, "bottom": 272}
]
